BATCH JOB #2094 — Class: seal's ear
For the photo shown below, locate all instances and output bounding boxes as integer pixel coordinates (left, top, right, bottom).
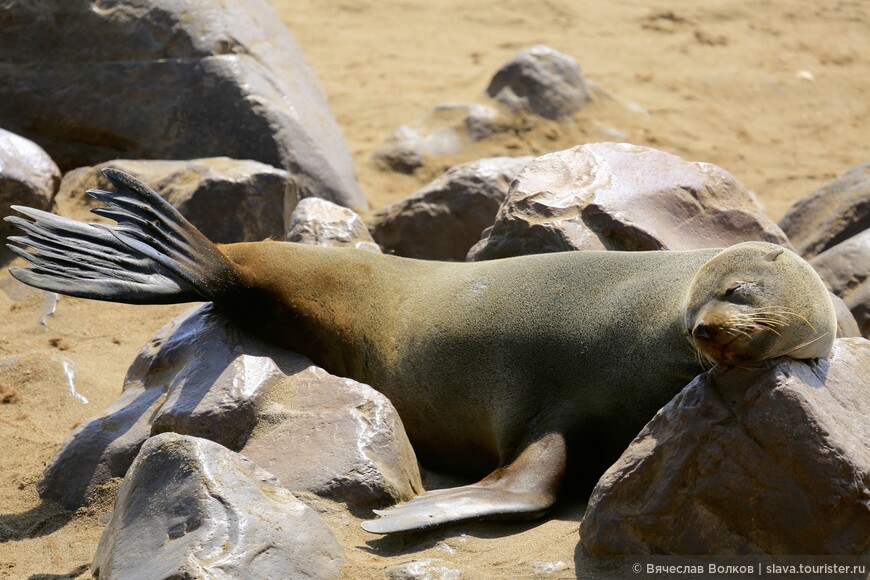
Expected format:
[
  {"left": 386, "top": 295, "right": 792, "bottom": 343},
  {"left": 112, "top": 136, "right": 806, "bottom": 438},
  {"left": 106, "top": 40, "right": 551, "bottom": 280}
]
[{"left": 764, "top": 248, "right": 785, "bottom": 262}]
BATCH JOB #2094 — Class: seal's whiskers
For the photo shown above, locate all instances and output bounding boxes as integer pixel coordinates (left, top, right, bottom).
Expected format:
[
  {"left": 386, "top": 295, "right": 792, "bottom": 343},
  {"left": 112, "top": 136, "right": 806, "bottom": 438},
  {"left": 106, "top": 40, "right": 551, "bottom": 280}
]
[
  {"left": 771, "top": 332, "right": 831, "bottom": 359},
  {"left": 755, "top": 306, "right": 817, "bottom": 333}
]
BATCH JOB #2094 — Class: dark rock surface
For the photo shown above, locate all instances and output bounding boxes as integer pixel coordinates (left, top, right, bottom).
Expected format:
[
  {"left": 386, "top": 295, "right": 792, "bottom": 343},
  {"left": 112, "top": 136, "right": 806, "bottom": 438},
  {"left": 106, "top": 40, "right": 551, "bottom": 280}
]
[
  {"left": 830, "top": 291, "right": 862, "bottom": 338},
  {"left": 370, "top": 156, "right": 532, "bottom": 260},
  {"left": 56, "top": 158, "right": 295, "bottom": 243},
  {"left": 779, "top": 160, "right": 870, "bottom": 259},
  {"left": 580, "top": 338, "right": 870, "bottom": 556},
  {"left": 0, "top": 0, "right": 366, "bottom": 209},
  {"left": 811, "top": 229, "right": 870, "bottom": 337}
]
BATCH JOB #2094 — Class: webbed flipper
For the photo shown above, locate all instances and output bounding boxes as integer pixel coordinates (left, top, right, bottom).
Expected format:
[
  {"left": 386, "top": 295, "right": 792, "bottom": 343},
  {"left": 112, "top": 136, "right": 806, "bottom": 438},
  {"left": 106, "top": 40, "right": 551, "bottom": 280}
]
[{"left": 361, "top": 432, "right": 566, "bottom": 534}]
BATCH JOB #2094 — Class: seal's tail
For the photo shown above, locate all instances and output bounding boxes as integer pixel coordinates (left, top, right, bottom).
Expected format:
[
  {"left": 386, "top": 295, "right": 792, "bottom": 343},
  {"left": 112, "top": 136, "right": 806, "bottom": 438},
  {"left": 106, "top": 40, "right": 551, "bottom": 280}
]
[{"left": 4, "top": 168, "right": 242, "bottom": 305}]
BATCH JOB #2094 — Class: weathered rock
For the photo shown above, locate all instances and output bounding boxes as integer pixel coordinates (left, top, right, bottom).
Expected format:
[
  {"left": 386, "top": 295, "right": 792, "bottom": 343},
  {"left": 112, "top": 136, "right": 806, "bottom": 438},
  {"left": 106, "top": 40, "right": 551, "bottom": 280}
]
[
  {"left": 811, "top": 229, "right": 870, "bottom": 337},
  {"left": 830, "top": 291, "right": 862, "bottom": 338},
  {"left": 370, "top": 156, "right": 532, "bottom": 260},
  {"left": 385, "top": 559, "right": 463, "bottom": 580},
  {"left": 580, "top": 338, "right": 870, "bottom": 556},
  {"left": 286, "top": 197, "right": 381, "bottom": 252},
  {"left": 779, "top": 161, "right": 870, "bottom": 259},
  {"left": 0, "top": 0, "right": 366, "bottom": 209},
  {"left": 242, "top": 366, "right": 423, "bottom": 508},
  {"left": 0, "top": 128, "right": 60, "bottom": 239},
  {"left": 56, "top": 158, "right": 296, "bottom": 243},
  {"left": 486, "top": 45, "right": 592, "bottom": 119},
  {"left": 91, "top": 433, "right": 344, "bottom": 579},
  {"left": 373, "top": 104, "right": 501, "bottom": 174},
  {"left": 144, "top": 304, "right": 298, "bottom": 449},
  {"left": 39, "top": 304, "right": 422, "bottom": 509},
  {"left": 469, "top": 143, "right": 790, "bottom": 261},
  {"left": 37, "top": 316, "right": 182, "bottom": 508}
]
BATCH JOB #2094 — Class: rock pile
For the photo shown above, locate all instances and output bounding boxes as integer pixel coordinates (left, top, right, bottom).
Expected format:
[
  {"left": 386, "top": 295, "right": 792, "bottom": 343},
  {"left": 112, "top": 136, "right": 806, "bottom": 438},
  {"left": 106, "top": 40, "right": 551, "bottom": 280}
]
[
  {"left": 38, "top": 302, "right": 421, "bottom": 511},
  {"left": 468, "top": 142, "right": 789, "bottom": 260},
  {"left": 2, "top": 6, "right": 868, "bottom": 570},
  {"left": 373, "top": 45, "right": 590, "bottom": 173}
]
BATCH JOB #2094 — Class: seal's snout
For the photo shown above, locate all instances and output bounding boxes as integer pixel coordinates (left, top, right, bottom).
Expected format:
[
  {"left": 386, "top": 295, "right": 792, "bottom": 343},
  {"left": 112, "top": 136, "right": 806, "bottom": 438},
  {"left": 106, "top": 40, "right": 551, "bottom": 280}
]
[{"left": 692, "top": 321, "right": 712, "bottom": 340}]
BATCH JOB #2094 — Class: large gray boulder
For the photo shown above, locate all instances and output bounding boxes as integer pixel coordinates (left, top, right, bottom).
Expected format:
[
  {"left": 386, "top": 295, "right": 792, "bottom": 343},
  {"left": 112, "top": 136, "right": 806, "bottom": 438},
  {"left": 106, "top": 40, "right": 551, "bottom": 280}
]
[
  {"left": 91, "top": 433, "right": 345, "bottom": 579},
  {"left": 370, "top": 156, "right": 532, "bottom": 260},
  {"left": 56, "top": 158, "right": 296, "bottom": 243},
  {"left": 811, "top": 229, "right": 870, "bottom": 338},
  {"left": 469, "top": 143, "right": 790, "bottom": 261},
  {"left": 580, "top": 338, "right": 870, "bottom": 556},
  {"left": 38, "top": 304, "right": 422, "bottom": 510},
  {"left": 0, "top": 0, "right": 366, "bottom": 209},
  {"left": 0, "top": 128, "right": 60, "bottom": 239},
  {"left": 486, "top": 45, "right": 592, "bottom": 120},
  {"left": 779, "top": 161, "right": 870, "bottom": 259}
]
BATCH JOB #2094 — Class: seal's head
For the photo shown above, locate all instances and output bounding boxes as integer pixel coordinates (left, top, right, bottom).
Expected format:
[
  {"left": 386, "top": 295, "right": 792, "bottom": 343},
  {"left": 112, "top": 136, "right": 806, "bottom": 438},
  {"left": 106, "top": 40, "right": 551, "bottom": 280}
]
[{"left": 685, "top": 242, "right": 836, "bottom": 366}]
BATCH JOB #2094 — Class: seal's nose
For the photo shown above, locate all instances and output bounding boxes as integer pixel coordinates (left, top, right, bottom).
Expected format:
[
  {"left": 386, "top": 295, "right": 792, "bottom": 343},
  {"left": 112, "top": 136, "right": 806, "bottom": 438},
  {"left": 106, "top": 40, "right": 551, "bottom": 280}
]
[{"left": 692, "top": 321, "right": 712, "bottom": 340}]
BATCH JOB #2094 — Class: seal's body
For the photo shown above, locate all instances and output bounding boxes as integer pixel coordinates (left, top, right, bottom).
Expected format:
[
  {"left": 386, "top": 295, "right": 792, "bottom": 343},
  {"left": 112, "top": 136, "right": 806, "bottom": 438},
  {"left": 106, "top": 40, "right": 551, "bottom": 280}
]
[
  {"left": 224, "top": 242, "right": 711, "bottom": 473},
  {"left": 5, "top": 170, "right": 837, "bottom": 533}
]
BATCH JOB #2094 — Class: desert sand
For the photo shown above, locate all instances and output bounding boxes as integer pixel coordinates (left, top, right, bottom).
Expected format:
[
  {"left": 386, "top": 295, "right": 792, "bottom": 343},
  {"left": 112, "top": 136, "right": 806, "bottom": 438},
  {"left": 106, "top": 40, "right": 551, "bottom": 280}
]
[{"left": 1, "top": 1, "right": 868, "bottom": 577}]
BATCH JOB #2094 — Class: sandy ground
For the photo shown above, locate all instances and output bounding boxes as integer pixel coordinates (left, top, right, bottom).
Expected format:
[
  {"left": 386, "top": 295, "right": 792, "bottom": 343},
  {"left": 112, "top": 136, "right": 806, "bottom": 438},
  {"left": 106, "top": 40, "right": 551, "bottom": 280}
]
[{"left": 1, "top": 1, "right": 868, "bottom": 578}]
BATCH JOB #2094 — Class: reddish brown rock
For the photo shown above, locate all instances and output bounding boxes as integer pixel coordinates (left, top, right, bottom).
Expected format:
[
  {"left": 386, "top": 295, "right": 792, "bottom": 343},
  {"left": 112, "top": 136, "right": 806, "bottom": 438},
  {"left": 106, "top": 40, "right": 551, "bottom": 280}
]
[
  {"left": 811, "top": 229, "right": 870, "bottom": 338},
  {"left": 779, "top": 161, "right": 870, "bottom": 259},
  {"left": 56, "top": 158, "right": 295, "bottom": 243},
  {"left": 370, "top": 156, "right": 532, "bottom": 260},
  {"left": 580, "top": 338, "right": 870, "bottom": 556},
  {"left": 468, "top": 143, "right": 789, "bottom": 261}
]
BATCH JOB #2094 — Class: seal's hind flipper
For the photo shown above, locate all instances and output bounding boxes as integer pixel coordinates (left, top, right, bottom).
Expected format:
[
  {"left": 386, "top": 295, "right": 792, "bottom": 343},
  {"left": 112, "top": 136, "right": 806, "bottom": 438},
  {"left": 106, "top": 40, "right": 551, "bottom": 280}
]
[
  {"left": 360, "top": 483, "right": 553, "bottom": 534},
  {"left": 5, "top": 169, "right": 243, "bottom": 305},
  {"left": 361, "top": 432, "right": 565, "bottom": 534},
  {"left": 6, "top": 207, "right": 198, "bottom": 304}
]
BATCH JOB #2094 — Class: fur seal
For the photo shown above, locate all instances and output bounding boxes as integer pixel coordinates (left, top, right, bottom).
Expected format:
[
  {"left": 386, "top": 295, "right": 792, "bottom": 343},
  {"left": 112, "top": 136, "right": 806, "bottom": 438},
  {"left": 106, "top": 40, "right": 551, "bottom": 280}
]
[{"left": 4, "top": 169, "right": 836, "bottom": 534}]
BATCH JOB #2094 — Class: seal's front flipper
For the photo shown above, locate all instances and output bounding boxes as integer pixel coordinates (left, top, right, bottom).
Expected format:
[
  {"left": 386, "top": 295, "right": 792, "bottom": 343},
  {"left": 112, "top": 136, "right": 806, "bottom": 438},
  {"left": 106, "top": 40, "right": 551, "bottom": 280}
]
[{"left": 361, "top": 432, "right": 566, "bottom": 534}]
